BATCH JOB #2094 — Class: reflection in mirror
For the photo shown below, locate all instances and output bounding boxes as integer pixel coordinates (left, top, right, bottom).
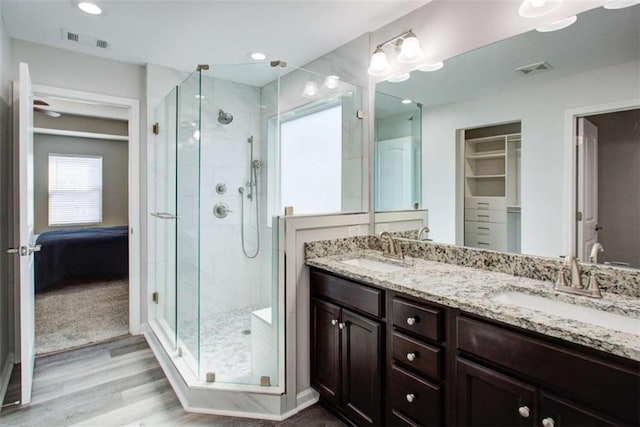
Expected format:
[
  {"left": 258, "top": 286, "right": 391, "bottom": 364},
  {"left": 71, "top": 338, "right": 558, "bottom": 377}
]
[
  {"left": 374, "top": 4, "right": 639, "bottom": 267},
  {"left": 374, "top": 92, "right": 422, "bottom": 211}
]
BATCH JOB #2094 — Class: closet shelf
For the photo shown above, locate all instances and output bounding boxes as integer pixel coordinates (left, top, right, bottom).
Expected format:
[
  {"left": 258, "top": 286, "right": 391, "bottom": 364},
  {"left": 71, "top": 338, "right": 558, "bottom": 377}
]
[
  {"left": 466, "top": 174, "right": 506, "bottom": 179},
  {"left": 466, "top": 153, "right": 506, "bottom": 160}
]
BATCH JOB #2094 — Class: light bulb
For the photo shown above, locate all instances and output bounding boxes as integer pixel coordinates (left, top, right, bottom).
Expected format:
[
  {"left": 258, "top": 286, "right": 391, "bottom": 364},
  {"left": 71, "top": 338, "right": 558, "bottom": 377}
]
[
  {"left": 397, "top": 32, "right": 425, "bottom": 64},
  {"left": 519, "top": 0, "right": 562, "bottom": 17},
  {"left": 301, "top": 80, "right": 319, "bottom": 98},
  {"left": 603, "top": 0, "right": 640, "bottom": 9},
  {"left": 367, "top": 47, "right": 390, "bottom": 76},
  {"left": 387, "top": 73, "right": 411, "bottom": 83},
  {"left": 78, "top": 2, "right": 102, "bottom": 15},
  {"left": 419, "top": 61, "right": 444, "bottom": 72},
  {"left": 324, "top": 75, "right": 340, "bottom": 90},
  {"left": 530, "top": 0, "right": 547, "bottom": 7},
  {"left": 536, "top": 15, "right": 577, "bottom": 32}
]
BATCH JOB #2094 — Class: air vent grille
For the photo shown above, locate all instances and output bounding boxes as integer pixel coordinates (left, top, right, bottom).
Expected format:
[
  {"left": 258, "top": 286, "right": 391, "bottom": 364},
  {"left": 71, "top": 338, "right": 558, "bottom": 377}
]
[
  {"left": 515, "top": 61, "right": 553, "bottom": 76},
  {"left": 61, "top": 28, "right": 110, "bottom": 50}
]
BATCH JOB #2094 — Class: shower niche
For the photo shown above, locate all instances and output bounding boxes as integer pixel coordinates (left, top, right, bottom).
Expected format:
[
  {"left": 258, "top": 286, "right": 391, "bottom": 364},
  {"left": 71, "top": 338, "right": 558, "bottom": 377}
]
[{"left": 147, "top": 61, "right": 364, "bottom": 418}]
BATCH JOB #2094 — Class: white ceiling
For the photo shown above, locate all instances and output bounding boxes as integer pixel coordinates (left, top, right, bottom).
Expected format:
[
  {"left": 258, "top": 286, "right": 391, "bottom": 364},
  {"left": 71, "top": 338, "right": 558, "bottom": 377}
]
[
  {"left": 1, "top": 0, "right": 429, "bottom": 75},
  {"left": 377, "top": 4, "right": 640, "bottom": 109}
]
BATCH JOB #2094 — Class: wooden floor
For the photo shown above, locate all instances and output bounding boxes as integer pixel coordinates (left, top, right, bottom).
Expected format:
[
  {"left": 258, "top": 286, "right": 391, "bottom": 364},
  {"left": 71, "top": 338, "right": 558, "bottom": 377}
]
[{"left": 1, "top": 335, "right": 344, "bottom": 426}]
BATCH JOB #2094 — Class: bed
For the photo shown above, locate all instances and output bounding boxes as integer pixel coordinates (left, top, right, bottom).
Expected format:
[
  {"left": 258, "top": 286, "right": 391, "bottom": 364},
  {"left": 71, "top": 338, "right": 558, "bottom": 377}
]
[{"left": 35, "top": 225, "right": 129, "bottom": 293}]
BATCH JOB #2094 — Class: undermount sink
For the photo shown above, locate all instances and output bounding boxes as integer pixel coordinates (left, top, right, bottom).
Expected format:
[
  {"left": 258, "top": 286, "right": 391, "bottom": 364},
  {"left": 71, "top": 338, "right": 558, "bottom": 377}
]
[
  {"left": 341, "top": 257, "right": 407, "bottom": 273},
  {"left": 492, "top": 291, "right": 640, "bottom": 336}
]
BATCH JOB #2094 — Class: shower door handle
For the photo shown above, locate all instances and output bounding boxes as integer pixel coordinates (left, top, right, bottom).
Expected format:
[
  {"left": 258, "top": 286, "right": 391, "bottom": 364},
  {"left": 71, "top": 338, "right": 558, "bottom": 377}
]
[{"left": 150, "top": 212, "right": 180, "bottom": 220}]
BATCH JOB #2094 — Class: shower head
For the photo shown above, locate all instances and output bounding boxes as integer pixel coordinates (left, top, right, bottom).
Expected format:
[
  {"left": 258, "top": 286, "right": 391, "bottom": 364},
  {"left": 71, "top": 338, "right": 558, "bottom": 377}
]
[{"left": 218, "top": 109, "right": 234, "bottom": 125}]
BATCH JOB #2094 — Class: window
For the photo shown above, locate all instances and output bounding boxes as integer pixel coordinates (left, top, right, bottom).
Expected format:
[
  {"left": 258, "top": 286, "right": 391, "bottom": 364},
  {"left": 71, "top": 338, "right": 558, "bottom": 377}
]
[
  {"left": 279, "top": 104, "right": 342, "bottom": 215},
  {"left": 48, "top": 154, "right": 103, "bottom": 226}
]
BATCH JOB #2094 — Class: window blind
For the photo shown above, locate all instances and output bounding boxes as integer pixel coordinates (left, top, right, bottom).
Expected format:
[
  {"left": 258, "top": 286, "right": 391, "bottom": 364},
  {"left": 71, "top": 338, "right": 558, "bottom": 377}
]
[{"left": 48, "top": 154, "right": 103, "bottom": 226}]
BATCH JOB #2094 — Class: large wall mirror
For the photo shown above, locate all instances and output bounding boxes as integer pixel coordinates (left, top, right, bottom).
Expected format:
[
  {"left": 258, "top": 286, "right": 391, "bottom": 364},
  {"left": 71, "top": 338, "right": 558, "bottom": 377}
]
[{"left": 374, "top": 5, "right": 640, "bottom": 268}]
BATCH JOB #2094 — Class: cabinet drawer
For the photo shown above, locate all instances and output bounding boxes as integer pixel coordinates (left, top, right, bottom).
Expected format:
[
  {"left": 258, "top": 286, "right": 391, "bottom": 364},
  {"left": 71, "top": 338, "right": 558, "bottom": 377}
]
[
  {"left": 392, "top": 298, "right": 441, "bottom": 342},
  {"left": 392, "top": 332, "right": 441, "bottom": 381},
  {"left": 465, "top": 208, "right": 507, "bottom": 223},
  {"left": 457, "top": 316, "right": 640, "bottom": 425},
  {"left": 391, "top": 365, "right": 442, "bottom": 426},
  {"left": 466, "top": 197, "right": 506, "bottom": 211},
  {"left": 465, "top": 220, "right": 507, "bottom": 237},
  {"left": 464, "top": 232, "right": 507, "bottom": 252},
  {"left": 311, "top": 269, "right": 383, "bottom": 318}
]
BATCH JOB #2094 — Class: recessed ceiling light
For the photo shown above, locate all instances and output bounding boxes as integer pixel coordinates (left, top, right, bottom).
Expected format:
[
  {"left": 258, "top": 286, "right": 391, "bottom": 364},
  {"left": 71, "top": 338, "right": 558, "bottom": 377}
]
[
  {"left": 401, "top": 99, "right": 413, "bottom": 104},
  {"left": 249, "top": 52, "right": 266, "bottom": 61},
  {"left": 78, "top": 2, "right": 102, "bottom": 15},
  {"left": 536, "top": 15, "right": 577, "bottom": 32},
  {"left": 518, "top": 0, "right": 562, "bottom": 18},
  {"left": 419, "top": 61, "right": 444, "bottom": 72},
  {"left": 387, "top": 73, "right": 411, "bottom": 83},
  {"left": 603, "top": 0, "right": 640, "bottom": 9}
]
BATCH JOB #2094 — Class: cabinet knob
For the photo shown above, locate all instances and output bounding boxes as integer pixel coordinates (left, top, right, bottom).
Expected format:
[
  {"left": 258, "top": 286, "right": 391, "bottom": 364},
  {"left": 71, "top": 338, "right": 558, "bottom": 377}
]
[
  {"left": 406, "top": 393, "right": 415, "bottom": 403},
  {"left": 338, "top": 322, "right": 346, "bottom": 330},
  {"left": 331, "top": 319, "right": 338, "bottom": 326},
  {"left": 406, "top": 316, "right": 417, "bottom": 326},
  {"left": 542, "top": 417, "right": 555, "bottom": 427},
  {"left": 406, "top": 352, "right": 417, "bottom": 362},
  {"left": 518, "top": 406, "right": 530, "bottom": 418}
]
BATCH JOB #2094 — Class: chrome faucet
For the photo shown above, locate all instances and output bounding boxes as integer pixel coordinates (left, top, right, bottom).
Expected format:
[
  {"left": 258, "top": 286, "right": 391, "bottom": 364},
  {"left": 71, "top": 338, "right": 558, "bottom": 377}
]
[
  {"left": 554, "top": 255, "right": 602, "bottom": 298},
  {"left": 417, "top": 226, "right": 431, "bottom": 241},
  {"left": 379, "top": 231, "right": 404, "bottom": 260},
  {"left": 589, "top": 243, "right": 604, "bottom": 264}
]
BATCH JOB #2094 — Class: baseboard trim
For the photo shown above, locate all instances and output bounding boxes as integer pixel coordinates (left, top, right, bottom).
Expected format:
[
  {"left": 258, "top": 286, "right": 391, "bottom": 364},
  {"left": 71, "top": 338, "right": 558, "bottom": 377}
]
[{"left": 0, "top": 353, "right": 15, "bottom": 413}]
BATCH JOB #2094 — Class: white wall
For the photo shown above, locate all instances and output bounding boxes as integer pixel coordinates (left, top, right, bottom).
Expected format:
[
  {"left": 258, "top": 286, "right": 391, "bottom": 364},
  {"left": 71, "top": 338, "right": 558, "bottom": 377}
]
[
  {"left": 0, "top": 2, "right": 14, "bottom": 402},
  {"left": 421, "top": 60, "right": 640, "bottom": 257}
]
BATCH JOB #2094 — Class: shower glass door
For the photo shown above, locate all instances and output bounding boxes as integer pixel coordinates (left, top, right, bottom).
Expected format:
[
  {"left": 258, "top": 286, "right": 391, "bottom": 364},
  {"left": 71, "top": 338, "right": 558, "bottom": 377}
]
[
  {"left": 176, "top": 71, "right": 202, "bottom": 375},
  {"left": 149, "top": 87, "right": 178, "bottom": 348}
]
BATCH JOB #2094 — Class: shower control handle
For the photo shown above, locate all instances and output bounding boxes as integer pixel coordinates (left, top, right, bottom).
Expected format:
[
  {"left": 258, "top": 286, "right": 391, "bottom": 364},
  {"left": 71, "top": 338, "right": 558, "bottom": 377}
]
[{"left": 213, "top": 203, "right": 232, "bottom": 219}]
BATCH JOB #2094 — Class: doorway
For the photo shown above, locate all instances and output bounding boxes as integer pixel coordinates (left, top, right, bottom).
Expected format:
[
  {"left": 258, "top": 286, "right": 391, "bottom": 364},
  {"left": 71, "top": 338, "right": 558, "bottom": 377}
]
[{"left": 575, "top": 108, "right": 640, "bottom": 268}]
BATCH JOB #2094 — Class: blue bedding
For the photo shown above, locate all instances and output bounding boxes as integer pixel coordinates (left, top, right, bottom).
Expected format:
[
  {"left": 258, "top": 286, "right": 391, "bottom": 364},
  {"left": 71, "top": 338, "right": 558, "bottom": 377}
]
[{"left": 35, "top": 226, "right": 129, "bottom": 292}]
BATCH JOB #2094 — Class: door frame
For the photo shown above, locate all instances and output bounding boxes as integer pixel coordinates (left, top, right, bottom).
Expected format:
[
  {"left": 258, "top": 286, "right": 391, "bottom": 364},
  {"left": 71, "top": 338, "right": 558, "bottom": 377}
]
[
  {"left": 11, "top": 82, "right": 141, "bottom": 360},
  {"left": 563, "top": 98, "right": 640, "bottom": 259}
]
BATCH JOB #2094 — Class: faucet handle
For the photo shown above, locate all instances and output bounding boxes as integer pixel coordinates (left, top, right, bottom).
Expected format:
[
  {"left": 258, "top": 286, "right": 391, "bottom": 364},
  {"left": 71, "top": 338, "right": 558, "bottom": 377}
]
[{"left": 586, "top": 271, "right": 603, "bottom": 298}]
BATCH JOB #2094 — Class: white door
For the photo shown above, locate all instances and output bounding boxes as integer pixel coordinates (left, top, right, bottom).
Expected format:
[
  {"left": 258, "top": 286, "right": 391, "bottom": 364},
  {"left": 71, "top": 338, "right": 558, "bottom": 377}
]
[
  {"left": 8, "top": 63, "right": 37, "bottom": 405},
  {"left": 375, "top": 136, "right": 414, "bottom": 211},
  {"left": 577, "top": 117, "right": 598, "bottom": 262}
]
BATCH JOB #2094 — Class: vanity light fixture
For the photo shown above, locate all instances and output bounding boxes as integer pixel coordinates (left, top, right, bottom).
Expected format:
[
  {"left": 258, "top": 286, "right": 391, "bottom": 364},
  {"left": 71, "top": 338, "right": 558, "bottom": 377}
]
[
  {"left": 249, "top": 52, "right": 266, "bottom": 61},
  {"left": 536, "top": 15, "right": 577, "bottom": 32},
  {"left": 368, "top": 29, "right": 425, "bottom": 76},
  {"left": 401, "top": 99, "right": 413, "bottom": 104},
  {"left": 419, "top": 61, "right": 444, "bottom": 72},
  {"left": 324, "top": 75, "right": 340, "bottom": 90},
  {"left": 78, "top": 2, "right": 102, "bottom": 15},
  {"left": 301, "top": 80, "right": 319, "bottom": 98},
  {"left": 603, "top": 0, "right": 640, "bottom": 9},
  {"left": 387, "top": 73, "right": 411, "bottom": 83},
  {"left": 518, "top": 0, "right": 562, "bottom": 18}
]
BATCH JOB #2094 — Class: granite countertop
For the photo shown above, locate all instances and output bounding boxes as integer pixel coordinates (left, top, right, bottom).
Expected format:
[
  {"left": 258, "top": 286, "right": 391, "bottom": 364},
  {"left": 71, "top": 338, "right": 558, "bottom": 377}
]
[{"left": 307, "top": 250, "right": 640, "bottom": 362}]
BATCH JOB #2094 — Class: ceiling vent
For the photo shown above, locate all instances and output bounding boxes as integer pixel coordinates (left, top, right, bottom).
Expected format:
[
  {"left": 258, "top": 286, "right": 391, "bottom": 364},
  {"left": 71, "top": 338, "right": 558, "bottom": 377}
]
[
  {"left": 515, "top": 61, "right": 552, "bottom": 76},
  {"left": 61, "top": 28, "right": 111, "bottom": 50}
]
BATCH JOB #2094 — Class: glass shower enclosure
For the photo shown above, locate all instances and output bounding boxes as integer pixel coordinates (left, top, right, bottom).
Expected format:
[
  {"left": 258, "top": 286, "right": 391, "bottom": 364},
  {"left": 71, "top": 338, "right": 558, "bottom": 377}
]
[{"left": 148, "top": 63, "right": 284, "bottom": 389}]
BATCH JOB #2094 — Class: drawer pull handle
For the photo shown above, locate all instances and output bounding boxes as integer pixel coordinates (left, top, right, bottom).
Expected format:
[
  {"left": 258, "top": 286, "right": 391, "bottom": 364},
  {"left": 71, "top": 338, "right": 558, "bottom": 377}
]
[
  {"left": 518, "top": 406, "right": 530, "bottom": 418},
  {"left": 331, "top": 319, "right": 338, "bottom": 326},
  {"left": 478, "top": 227, "right": 490, "bottom": 231},
  {"left": 406, "top": 352, "right": 417, "bottom": 362},
  {"left": 542, "top": 417, "right": 555, "bottom": 427},
  {"left": 338, "top": 322, "right": 346, "bottom": 330},
  {"left": 406, "top": 393, "right": 415, "bottom": 403},
  {"left": 406, "top": 316, "right": 417, "bottom": 326}
]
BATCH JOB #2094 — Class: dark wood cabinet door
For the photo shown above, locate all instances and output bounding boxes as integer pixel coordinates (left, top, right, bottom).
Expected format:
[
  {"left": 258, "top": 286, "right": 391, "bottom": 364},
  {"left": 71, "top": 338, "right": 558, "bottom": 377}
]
[
  {"left": 341, "top": 308, "right": 382, "bottom": 426},
  {"left": 540, "top": 393, "right": 618, "bottom": 427},
  {"left": 311, "top": 298, "right": 341, "bottom": 406},
  {"left": 457, "top": 358, "right": 537, "bottom": 427}
]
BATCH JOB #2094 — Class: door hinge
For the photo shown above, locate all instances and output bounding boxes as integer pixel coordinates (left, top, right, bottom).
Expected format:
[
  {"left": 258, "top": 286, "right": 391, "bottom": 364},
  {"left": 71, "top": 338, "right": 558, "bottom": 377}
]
[
  {"left": 153, "top": 123, "right": 159, "bottom": 135},
  {"left": 152, "top": 291, "right": 159, "bottom": 304},
  {"left": 576, "top": 211, "right": 583, "bottom": 221},
  {"left": 356, "top": 110, "right": 365, "bottom": 119}
]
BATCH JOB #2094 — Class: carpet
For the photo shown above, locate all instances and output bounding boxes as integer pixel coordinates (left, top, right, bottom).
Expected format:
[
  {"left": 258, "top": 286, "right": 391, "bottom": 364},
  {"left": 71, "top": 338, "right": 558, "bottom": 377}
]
[{"left": 35, "top": 279, "right": 129, "bottom": 355}]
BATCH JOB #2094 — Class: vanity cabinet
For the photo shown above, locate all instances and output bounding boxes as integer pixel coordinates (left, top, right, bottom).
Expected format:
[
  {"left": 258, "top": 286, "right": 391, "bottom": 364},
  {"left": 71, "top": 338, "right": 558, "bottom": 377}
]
[
  {"left": 457, "top": 315, "right": 639, "bottom": 426},
  {"left": 310, "top": 269, "right": 384, "bottom": 426}
]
